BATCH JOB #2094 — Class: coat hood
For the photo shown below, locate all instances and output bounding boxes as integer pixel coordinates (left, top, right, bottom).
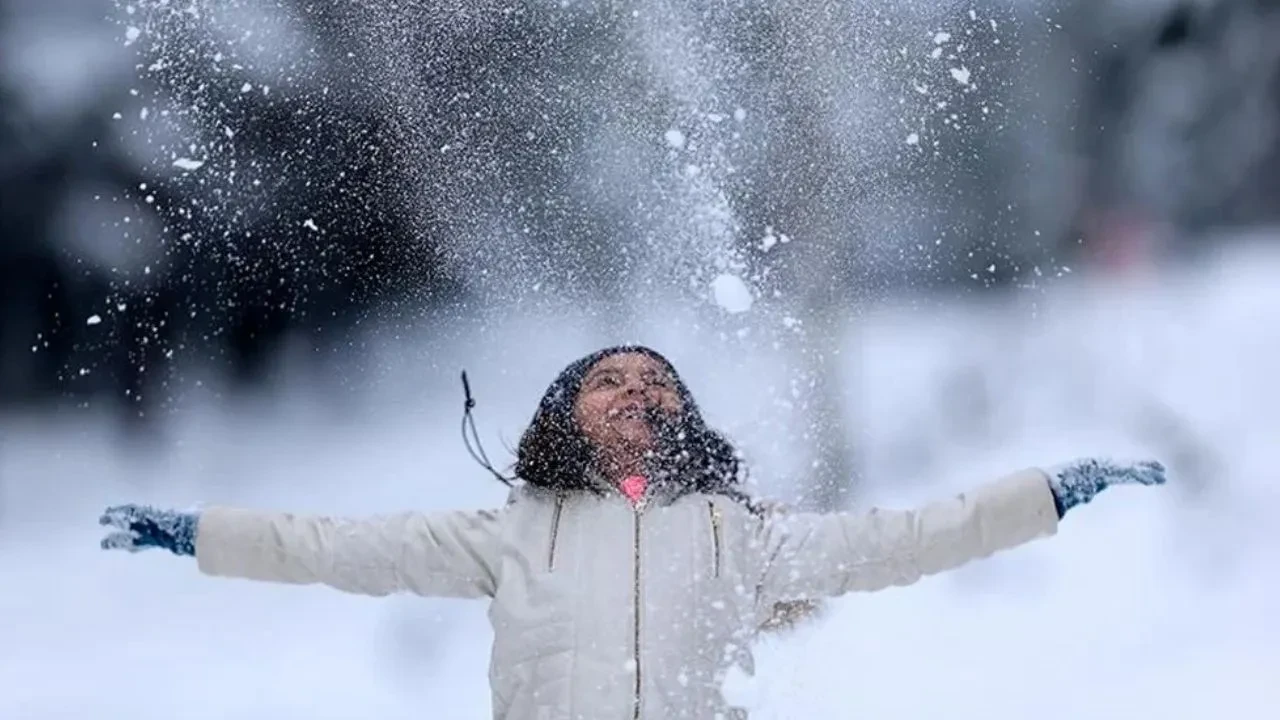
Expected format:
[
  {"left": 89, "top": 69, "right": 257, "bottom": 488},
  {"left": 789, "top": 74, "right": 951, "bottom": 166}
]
[
  {"left": 531, "top": 345, "right": 687, "bottom": 432},
  {"left": 515, "top": 345, "right": 749, "bottom": 505}
]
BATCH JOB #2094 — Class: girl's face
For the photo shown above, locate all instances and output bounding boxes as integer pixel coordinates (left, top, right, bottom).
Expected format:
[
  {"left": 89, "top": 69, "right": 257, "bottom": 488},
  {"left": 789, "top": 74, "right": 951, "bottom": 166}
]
[{"left": 572, "top": 352, "right": 684, "bottom": 460}]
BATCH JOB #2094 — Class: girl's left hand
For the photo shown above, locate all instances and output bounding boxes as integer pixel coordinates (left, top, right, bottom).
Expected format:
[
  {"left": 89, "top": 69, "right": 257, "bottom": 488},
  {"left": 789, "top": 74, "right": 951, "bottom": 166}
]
[{"left": 1047, "top": 458, "right": 1167, "bottom": 518}]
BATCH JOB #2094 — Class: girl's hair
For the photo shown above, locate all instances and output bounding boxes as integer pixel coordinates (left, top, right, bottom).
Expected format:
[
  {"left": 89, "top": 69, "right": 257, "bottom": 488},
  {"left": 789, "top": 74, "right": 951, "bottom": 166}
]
[{"left": 514, "top": 345, "right": 758, "bottom": 509}]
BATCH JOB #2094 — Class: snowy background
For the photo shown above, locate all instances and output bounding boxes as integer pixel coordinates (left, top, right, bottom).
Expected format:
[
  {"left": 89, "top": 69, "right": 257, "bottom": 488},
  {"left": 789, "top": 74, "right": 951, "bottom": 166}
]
[{"left": 3, "top": 0, "right": 1280, "bottom": 718}]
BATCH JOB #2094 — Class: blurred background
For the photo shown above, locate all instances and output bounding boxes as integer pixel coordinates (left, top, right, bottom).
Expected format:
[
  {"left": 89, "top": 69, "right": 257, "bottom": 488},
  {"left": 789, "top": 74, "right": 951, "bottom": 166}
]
[{"left": 2, "top": 0, "right": 1277, "bottom": 717}]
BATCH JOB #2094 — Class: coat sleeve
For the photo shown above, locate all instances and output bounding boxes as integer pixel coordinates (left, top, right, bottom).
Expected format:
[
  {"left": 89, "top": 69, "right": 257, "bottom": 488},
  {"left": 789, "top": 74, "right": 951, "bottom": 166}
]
[
  {"left": 194, "top": 506, "right": 504, "bottom": 598},
  {"left": 755, "top": 468, "right": 1058, "bottom": 605}
]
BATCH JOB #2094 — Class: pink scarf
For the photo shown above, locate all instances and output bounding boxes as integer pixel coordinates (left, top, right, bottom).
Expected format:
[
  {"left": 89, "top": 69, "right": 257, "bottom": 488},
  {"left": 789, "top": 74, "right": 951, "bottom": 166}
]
[{"left": 619, "top": 475, "right": 648, "bottom": 505}]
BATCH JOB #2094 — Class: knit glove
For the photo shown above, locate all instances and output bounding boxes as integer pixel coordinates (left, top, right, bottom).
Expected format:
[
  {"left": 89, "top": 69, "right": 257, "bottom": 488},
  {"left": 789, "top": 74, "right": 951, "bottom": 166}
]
[
  {"left": 100, "top": 504, "right": 199, "bottom": 556},
  {"left": 1046, "top": 458, "right": 1166, "bottom": 518}
]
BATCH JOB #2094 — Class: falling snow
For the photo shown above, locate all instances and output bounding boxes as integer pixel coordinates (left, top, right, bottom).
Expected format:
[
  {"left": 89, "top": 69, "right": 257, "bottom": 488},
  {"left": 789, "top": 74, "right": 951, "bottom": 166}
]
[
  {"left": 759, "top": 227, "right": 790, "bottom": 252},
  {"left": 710, "top": 273, "right": 753, "bottom": 314},
  {"left": 70, "top": 0, "right": 1048, "bottom": 377},
  {"left": 0, "top": 0, "right": 1067, "bottom": 565}
]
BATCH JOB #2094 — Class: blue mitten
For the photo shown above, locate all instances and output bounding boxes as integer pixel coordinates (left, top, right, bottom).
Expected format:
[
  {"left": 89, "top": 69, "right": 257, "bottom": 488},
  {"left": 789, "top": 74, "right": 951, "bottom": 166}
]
[
  {"left": 100, "top": 504, "right": 199, "bottom": 556},
  {"left": 1046, "top": 458, "right": 1166, "bottom": 518}
]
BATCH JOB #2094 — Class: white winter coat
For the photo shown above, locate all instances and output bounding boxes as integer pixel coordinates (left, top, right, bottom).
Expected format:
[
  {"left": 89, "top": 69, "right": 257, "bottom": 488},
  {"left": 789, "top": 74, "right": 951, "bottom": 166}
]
[{"left": 195, "top": 468, "right": 1059, "bottom": 720}]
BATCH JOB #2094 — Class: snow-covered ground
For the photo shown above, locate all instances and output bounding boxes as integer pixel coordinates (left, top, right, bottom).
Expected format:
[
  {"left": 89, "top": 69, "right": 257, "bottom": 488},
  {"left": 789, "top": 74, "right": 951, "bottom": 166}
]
[{"left": 2, "top": 241, "right": 1278, "bottom": 719}]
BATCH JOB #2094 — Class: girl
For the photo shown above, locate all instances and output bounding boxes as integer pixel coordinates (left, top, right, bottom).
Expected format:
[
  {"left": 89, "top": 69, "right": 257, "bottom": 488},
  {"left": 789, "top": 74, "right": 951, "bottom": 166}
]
[{"left": 100, "top": 345, "right": 1166, "bottom": 720}]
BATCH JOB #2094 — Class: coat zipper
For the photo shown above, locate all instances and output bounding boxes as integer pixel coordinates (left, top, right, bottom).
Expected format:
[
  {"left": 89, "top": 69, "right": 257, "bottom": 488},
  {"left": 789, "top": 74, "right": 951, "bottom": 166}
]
[
  {"left": 547, "top": 496, "right": 564, "bottom": 571},
  {"left": 707, "top": 501, "right": 722, "bottom": 578},
  {"left": 632, "top": 501, "right": 644, "bottom": 720}
]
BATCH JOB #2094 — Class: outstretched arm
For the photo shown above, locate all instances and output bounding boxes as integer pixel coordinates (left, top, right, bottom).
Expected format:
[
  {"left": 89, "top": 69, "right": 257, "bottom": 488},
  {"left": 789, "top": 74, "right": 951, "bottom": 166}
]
[
  {"left": 101, "top": 504, "right": 504, "bottom": 599},
  {"left": 755, "top": 459, "right": 1164, "bottom": 606}
]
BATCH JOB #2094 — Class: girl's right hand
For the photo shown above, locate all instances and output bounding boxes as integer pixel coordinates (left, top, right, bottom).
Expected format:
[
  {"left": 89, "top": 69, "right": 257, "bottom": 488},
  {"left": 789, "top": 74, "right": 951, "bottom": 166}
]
[{"left": 100, "top": 504, "right": 199, "bottom": 557}]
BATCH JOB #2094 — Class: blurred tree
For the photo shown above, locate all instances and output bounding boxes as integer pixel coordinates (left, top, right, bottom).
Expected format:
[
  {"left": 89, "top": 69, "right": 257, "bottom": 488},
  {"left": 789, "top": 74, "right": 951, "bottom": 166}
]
[
  {"left": 0, "top": 0, "right": 468, "bottom": 422},
  {"left": 1038, "top": 0, "right": 1280, "bottom": 262}
]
